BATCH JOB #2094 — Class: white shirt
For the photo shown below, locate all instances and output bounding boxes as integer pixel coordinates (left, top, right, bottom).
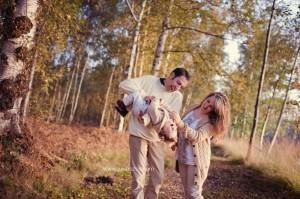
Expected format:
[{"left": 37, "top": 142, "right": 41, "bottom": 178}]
[
  {"left": 119, "top": 75, "right": 183, "bottom": 141},
  {"left": 178, "top": 111, "right": 201, "bottom": 165}
]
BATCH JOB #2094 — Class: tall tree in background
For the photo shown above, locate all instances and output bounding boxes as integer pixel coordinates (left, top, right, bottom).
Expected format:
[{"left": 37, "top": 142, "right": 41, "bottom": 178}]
[
  {"left": 0, "top": 0, "right": 39, "bottom": 134},
  {"left": 151, "top": 0, "right": 174, "bottom": 76},
  {"left": 99, "top": 66, "right": 116, "bottom": 127},
  {"left": 246, "top": 0, "right": 276, "bottom": 160},
  {"left": 268, "top": 45, "right": 300, "bottom": 153},
  {"left": 118, "top": 0, "right": 147, "bottom": 132}
]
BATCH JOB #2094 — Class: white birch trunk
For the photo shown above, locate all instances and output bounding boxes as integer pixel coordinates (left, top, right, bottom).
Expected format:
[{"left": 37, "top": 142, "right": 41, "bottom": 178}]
[
  {"left": 181, "top": 89, "right": 193, "bottom": 114},
  {"left": 246, "top": 0, "right": 276, "bottom": 160},
  {"left": 68, "top": 57, "right": 88, "bottom": 123},
  {"left": 268, "top": 45, "right": 300, "bottom": 154},
  {"left": 151, "top": 0, "right": 174, "bottom": 76},
  {"left": 100, "top": 67, "right": 116, "bottom": 127},
  {"left": 138, "top": 7, "right": 151, "bottom": 77},
  {"left": 0, "top": 0, "right": 39, "bottom": 134},
  {"left": 57, "top": 72, "right": 72, "bottom": 121},
  {"left": 259, "top": 76, "right": 280, "bottom": 149},
  {"left": 70, "top": 57, "right": 80, "bottom": 118},
  {"left": 163, "top": 29, "right": 179, "bottom": 76},
  {"left": 47, "top": 80, "right": 59, "bottom": 123},
  {"left": 22, "top": 50, "right": 38, "bottom": 123},
  {"left": 118, "top": 0, "right": 147, "bottom": 132}
]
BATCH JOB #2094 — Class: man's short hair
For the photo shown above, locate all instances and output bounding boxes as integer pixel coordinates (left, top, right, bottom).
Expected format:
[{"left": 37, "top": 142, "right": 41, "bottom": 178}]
[{"left": 171, "top": 68, "right": 191, "bottom": 80}]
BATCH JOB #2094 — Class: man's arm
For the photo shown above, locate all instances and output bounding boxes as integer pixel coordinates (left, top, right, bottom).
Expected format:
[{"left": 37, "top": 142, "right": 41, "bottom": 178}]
[{"left": 119, "top": 76, "right": 150, "bottom": 94}]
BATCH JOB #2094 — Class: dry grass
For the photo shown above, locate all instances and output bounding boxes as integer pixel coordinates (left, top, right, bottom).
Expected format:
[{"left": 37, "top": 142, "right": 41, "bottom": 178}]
[
  {"left": 219, "top": 138, "right": 300, "bottom": 192},
  {"left": 0, "top": 118, "right": 131, "bottom": 198}
]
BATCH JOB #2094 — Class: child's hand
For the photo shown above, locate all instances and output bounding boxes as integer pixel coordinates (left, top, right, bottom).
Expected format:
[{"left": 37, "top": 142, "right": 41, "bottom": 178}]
[{"left": 144, "top": 96, "right": 155, "bottom": 104}]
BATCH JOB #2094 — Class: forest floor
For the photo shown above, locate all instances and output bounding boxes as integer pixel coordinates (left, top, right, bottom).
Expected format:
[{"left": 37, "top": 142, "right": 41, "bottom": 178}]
[
  {"left": 0, "top": 119, "right": 299, "bottom": 199},
  {"left": 160, "top": 146, "right": 300, "bottom": 199}
]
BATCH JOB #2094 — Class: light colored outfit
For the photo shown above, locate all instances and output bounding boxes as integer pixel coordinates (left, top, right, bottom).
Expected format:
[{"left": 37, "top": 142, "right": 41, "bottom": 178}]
[
  {"left": 119, "top": 75, "right": 183, "bottom": 199},
  {"left": 177, "top": 105, "right": 213, "bottom": 199},
  {"left": 122, "top": 91, "right": 170, "bottom": 133}
]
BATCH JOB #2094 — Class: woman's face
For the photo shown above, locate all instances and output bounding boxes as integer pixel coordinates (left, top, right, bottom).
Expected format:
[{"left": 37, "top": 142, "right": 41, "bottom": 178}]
[{"left": 201, "top": 95, "right": 216, "bottom": 114}]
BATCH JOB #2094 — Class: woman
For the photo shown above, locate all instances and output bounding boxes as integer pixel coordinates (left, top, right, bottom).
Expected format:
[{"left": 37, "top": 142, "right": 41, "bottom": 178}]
[{"left": 171, "top": 92, "right": 230, "bottom": 199}]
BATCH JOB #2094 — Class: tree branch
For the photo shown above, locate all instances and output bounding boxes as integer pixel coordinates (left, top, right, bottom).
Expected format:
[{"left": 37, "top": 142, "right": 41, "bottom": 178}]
[
  {"left": 167, "top": 26, "right": 225, "bottom": 40},
  {"left": 126, "top": 0, "right": 138, "bottom": 22}
]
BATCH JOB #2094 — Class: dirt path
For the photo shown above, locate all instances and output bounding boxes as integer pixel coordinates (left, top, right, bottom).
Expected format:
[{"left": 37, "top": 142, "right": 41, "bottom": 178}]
[{"left": 160, "top": 147, "right": 300, "bottom": 199}]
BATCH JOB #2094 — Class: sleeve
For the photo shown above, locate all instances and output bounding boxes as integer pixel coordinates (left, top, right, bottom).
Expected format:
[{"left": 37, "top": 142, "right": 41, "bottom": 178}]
[
  {"left": 119, "top": 76, "right": 149, "bottom": 94},
  {"left": 168, "top": 93, "right": 183, "bottom": 113},
  {"left": 180, "top": 123, "right": 213, "bottom": 144}
]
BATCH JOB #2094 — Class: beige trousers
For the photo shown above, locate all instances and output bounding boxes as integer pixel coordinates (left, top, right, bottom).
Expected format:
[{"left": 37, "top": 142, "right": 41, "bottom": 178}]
[
  {"left": 129, "top": 135, "right": 164, "bottom": 199},
  {"left": 178, "top": 162, "right": 205, "bottom": 199}
]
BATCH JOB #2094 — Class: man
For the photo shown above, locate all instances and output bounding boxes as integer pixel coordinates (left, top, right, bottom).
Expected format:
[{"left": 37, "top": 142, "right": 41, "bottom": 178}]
[{"left": 119, "top": 68, "right": 190, "bottom": 199}]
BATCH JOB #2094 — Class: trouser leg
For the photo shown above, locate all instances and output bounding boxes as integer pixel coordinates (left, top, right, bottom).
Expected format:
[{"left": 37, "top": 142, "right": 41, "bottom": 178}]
[
  {"left": 179, "top": 162, "right": 204, "bottom": 199},
  {"left": 145, "top": 140, "right": 164, "bottom": 199},
  {"left": 129, "top": 135, "right": 148, "bottom": 199}
]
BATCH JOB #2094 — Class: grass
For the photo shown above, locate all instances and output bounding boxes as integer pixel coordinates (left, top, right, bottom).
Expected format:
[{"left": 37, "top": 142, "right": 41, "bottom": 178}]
[{"left": 219, "top": 138, "right": 300, "bottom": 192}]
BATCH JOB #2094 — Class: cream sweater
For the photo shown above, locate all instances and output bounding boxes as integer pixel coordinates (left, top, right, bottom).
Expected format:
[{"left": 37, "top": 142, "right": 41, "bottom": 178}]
[{"left": 119, "top": 75, "right": 183, "bottom": 141}]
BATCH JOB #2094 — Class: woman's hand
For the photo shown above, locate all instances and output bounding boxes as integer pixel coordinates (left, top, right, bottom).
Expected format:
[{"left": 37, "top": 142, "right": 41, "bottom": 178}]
[{"left": 170, "top": 111, "right": 184, "bottom": 129}]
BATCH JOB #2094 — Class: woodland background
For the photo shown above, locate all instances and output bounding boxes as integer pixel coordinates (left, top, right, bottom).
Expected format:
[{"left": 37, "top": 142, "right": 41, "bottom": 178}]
[{"left": 0, "top": 0, "right": 299, "bottom": 198}]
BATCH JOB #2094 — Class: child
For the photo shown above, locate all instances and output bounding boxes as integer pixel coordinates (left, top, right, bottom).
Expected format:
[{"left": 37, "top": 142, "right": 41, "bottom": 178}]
[{"left": 115, "top": 91, "right": 177, "bottom": 142}]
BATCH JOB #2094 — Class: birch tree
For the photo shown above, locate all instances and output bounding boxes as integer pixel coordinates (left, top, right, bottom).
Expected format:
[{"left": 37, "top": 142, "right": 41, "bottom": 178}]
[
  {"left": 99, "top": 66, "right": 116, "bottom": 127},
  {"left": 151, "top": 0, "right": 174, "bottom": 76},
  {"left": 268, "top": 45, "right": 300, "bottom": 153},
  {"left": 21, "top": 51, "right": 37, "bottom": 123},
  {"left": 259, "top": 75, "right": 281, "bottom": 149},
  {"left": 118, "top": 0, "right": 147, "bottom": 132},
  {"left": 0, "top": 0, "right": 39, "bottom": 135},
  {"left": 246, "top": 0, "right": 276, "bottom": 160},
  {"left": 69, "top": 56, "right": 89, "bottom": 123}
]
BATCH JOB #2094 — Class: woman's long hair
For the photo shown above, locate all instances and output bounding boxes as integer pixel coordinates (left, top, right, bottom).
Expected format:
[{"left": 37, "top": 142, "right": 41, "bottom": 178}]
[{"left": 199, "top": 92, "right": 231, "bottom": 137}]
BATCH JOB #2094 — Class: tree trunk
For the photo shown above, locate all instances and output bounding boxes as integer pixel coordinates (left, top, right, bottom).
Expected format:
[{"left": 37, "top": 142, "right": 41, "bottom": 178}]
[
  {"left": 241, "top": 105, "right": 247, "bottom": 138},
  {"left": 47, "top": 80, "right": 59, "bottom": 123},
  {"left": 105, "top": 104, "right": 112, "bottom": 127},
  {"left": 69, "top": 56, "right": 81, "bottom": 119},
  {"left": 133, "top": 35, "right": 140, "bottom": 78},
  {"left": 69, "top": 57, "right": 88, "bottom": 123},
  {"left": 260, "top": 109, "right": 270, "bottom": 149},
  {"left": 138, "top": 7, "right": 151, "bottom": 77},
  {"left": 61, "top": 66, "right": 76, "bottom": 121},
  {"left": 22, "top": 50, "right": 38, "bottom": 123},
  {"left": 57, "top": 71, "right": 72, "bottom": 121},
  {"left": 259, "top": 76, "right": 280, "bottom": 149},
  {"left": 230, "top": 116, "right": 238, "bottom": 141},
  {"left": 163, "top": 29, "right": 179, "bottom": 76},
  {"left": 268, "top": 45, "right": 300, "bottom": 154},
  {"left": 118, "top": 0, "right": 147, "bottom": 132},
  {"left": 126, "top": 0, "right": 147, "bottom": 79},
  {"left": 246, "top": 0, "right": 276, "bottom": 161},
  {"left": 151, "top": 0, "right": 174, "bottom": 76},
  {"left": 100, "top": 67, "right": 116, "bottom": 127},
  {"left": 0, "top": 0, "right": 39, "bottom": 135},
  {"left": 181, "top": 89, "right": 193, "bottom": 114}
]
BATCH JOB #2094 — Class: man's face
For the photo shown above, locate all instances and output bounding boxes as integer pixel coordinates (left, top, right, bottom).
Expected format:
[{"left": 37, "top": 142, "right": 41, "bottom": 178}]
[{"left": 166, "top": 74, "right": 189, "bottom": 92}]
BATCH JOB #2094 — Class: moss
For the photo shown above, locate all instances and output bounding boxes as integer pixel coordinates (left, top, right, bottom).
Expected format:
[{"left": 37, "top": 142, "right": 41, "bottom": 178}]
[
  {"left": 0, "top": 74, "right": 29, "bottom": 111},
  {"left": 4, "top": 16, "right": 33, "bottom": 39},
  {"left": 0, "top": 53, "right": 9, "bottom": 75},
  {"left": 15, "top": 46, "right": 30, "bottom": 63}
]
